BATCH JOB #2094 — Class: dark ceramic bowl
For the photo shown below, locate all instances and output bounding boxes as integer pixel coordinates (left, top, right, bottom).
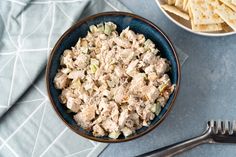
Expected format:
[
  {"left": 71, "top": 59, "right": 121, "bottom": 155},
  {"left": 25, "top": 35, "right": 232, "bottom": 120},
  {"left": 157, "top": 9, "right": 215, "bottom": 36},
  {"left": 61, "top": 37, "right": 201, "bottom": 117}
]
[{"left": 46, "top": 12, "right": 181, "bottom": 143}]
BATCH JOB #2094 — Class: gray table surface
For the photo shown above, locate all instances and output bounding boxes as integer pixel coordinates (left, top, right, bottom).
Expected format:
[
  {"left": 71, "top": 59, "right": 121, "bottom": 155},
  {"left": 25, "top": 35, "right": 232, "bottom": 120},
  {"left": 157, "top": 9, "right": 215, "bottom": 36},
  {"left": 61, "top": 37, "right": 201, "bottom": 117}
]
[{"left": 100, "top": 0, "right": 236, "bottom": 157}]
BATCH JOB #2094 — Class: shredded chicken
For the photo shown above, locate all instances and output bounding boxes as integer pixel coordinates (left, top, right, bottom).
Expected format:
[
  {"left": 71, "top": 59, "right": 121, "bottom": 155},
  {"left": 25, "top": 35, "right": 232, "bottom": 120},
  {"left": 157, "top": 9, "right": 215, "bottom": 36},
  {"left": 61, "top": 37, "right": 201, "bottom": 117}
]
[{"left": 54, "top": 22, "right": 175, "bottom": 139}]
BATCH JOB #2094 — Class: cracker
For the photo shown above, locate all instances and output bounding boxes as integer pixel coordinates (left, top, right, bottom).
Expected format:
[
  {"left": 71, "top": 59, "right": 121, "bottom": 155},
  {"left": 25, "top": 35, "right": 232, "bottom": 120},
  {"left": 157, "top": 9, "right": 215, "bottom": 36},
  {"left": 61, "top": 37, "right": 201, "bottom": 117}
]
[
  {"left": 188, "top": 6, "right": 193, "bottom": 19},
  {"left": 232, "top": 0, "right": 236, "bottom": 5},
  {"left": 219, "top": 0, "right": 236, "bottom": 12},
  {"left": 188, "top": 7, "right": 223, "bottom": 32},
  {"left": 161, "top": 4, "right": 190, "bottom": 20},
  {"left": 175, "top": 0, "right": 184, "bottom": 9},
  {"left": 167, "top": 0, "right": 175, "bottom": 5},
  {"left": 183, "top": 0, "right": 189, "bottom": 12},
  {"left": 191, "top": 20, "right": 223, "bottom": 32},
  {"left": 215, "top": 4, "right": 236, "bottom": 31},
  {"left": 188, "top": 6, "right": 222, "bottom": 32},
  {"left": 189, "top": 0, "right": 224, "bottom": 25}
]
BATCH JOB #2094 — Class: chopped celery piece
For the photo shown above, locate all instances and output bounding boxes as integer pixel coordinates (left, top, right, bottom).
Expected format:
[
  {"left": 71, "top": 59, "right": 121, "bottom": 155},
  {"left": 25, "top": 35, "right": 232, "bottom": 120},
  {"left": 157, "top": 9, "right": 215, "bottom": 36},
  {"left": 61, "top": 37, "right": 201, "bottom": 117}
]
[
  {"left": 90, "top": 64, "right": 98, "bottom": 73},
  {"left": 121, "top": 127, "right": 133, "bottom": 137},
  {"left": 104, "top": 23, "right": 112, "bottom": 35},
  {"left": 144, "top": 39, "right": 153, "bottom": 47},
  {"left": 158, "top": 79, "right": 170, "bottom": 93},
  {"left": 97, "top": 23, "right": 104, "bottom": 32},
  {"left": 71, "top": 79, "right": 81, "bottom": 89},
  {"left": 155, "top": 102, "right": 162, "bottom": 115},
  {"left": 144, "top": 39, "right": 153, "bottom": 51},
  {"left": 80, "top": 39, "right": 88, "bottom": 54},
  {"left": 150, "top": 103, "right": 162, "bottom": 115},
  {"left": 108, "top": 131, "right": 121, "bottom": 139},
  {"left": 150, "top": 103, "right": 157, "bottom": 113},
  {"left": 108, "top": 22, "right": 117, "bottom": 30},
  {"left": 89, "top": 25, "right": 98, "bottom": 33}
]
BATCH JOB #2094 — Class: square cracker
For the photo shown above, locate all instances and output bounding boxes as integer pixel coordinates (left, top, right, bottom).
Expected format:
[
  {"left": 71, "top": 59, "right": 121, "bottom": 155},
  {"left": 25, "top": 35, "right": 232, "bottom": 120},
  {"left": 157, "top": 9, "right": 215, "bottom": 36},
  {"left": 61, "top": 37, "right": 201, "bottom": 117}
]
[
  {"left": 188, "top": 7, "right": 222, "bottom": 32},
  {"left": 189, "top": 0, "right": 224, "bottom": 25},
  {"left": 161, "top": 4, "right": 190, "bottom": 20},
  {"left": 219, "top": 0, "right": 236, "bottom": 12},
  {"left": 215, "top": 4, "right": 236, "bottom": 31}
]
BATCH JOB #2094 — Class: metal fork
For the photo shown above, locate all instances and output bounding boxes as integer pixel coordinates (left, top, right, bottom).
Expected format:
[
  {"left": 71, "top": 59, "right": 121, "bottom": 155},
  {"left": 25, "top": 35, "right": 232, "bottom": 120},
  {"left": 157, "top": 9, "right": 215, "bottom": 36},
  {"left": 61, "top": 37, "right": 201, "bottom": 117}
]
[{"left": 137, "top": 120, "right": 236, "bottom": 157}]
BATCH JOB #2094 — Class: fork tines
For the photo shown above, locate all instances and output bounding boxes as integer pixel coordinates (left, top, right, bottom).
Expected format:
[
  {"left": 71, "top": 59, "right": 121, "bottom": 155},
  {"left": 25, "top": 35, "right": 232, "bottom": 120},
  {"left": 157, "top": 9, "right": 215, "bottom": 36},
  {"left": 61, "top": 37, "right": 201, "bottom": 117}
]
[{"left": 208, "top": 120, "right": 236, "bottom": 135}]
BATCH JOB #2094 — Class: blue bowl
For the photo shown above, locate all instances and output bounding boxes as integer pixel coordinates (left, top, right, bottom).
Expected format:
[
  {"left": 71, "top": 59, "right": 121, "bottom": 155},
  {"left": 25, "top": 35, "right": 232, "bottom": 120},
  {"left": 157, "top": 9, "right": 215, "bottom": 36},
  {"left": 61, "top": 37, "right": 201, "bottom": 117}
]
[{"left": 46, "top": 12, "right": 181, "bottom": 143}]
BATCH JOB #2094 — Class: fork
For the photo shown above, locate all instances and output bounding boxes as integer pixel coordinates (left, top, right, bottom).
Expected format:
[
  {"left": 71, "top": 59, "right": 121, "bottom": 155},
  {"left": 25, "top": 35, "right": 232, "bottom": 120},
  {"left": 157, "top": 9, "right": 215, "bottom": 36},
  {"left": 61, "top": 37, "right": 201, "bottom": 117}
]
[{"left": 137, "top": 120, "right": 236, "bottom": 157}]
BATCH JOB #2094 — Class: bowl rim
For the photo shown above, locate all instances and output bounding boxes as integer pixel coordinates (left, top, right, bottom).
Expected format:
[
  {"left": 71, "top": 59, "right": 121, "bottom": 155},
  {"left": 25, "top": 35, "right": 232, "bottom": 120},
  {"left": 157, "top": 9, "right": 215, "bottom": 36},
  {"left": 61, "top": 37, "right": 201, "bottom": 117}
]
[
  {"left": 46, "top": 11, "right": 181, "bottom": 143},
  {"left": 155, "top": 0, "right": 236, "bottom": 37}
]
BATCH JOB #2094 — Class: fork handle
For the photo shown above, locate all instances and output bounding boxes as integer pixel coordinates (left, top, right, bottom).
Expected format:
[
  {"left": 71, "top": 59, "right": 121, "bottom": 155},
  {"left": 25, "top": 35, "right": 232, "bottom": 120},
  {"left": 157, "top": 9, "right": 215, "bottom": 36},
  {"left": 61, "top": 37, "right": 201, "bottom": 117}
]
[{"left": 137, "top": 132, "right": 211, "bottom": 157}]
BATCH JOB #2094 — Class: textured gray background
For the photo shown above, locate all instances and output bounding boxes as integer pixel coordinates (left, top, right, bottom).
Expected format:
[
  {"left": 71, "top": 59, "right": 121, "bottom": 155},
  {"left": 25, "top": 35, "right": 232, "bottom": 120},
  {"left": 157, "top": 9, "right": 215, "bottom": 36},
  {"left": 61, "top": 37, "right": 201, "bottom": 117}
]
[{"left": 101, "top": 0, "right": 236, "bottom": 157}]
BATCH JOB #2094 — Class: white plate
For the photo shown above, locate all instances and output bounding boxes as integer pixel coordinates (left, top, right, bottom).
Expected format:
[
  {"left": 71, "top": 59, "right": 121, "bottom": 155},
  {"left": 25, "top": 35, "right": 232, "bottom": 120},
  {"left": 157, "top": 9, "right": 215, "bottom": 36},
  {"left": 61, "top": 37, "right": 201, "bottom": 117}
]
[{"left": 156, "top": 0, "right": 236, "bottom": 37}]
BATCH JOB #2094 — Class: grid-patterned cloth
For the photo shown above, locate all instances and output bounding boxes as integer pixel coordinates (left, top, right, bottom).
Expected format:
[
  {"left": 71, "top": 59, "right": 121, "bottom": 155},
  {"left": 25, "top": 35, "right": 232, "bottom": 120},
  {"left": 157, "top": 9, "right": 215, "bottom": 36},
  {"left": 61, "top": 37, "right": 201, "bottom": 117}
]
[{"left": 0, "top": 0, "right": 130, "bottom": 156}]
